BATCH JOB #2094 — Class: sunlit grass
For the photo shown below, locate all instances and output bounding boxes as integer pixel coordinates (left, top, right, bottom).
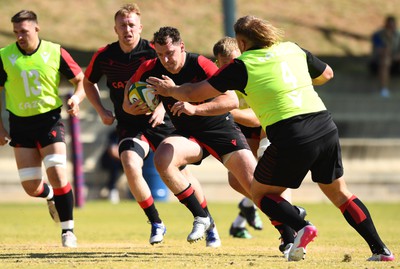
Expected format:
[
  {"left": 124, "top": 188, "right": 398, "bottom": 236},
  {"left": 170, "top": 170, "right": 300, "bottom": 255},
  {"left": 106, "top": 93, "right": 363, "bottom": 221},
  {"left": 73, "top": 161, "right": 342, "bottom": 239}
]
[{"left": 0, "top": 201, "right": 398, "bottom": 269}]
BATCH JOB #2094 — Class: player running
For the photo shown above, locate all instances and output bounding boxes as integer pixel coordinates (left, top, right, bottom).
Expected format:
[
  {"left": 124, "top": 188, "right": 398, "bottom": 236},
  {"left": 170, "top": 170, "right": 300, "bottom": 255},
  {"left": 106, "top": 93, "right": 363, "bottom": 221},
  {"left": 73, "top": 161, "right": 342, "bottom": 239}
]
[
  {"left": 0, "top": 10, "right": 85, "bottom": 247},
  {"left": 84, "top": 4, "right": 220, "bottom": 247},
  {"left": 124, "top": 26, "right": 256, "bottom": 245}
]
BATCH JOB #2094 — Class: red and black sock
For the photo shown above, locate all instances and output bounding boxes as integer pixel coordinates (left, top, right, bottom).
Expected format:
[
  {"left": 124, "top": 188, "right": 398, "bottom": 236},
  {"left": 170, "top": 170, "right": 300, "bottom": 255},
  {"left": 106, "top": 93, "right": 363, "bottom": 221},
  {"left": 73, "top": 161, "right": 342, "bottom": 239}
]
[
  {"left": 340, "top": 195, "right": 388, "bottom": 254},
  {"left": 271, "top": 219, "right": 295, "bottom": 246},
  {"left": 36, "top": 183, "right": 51, "bottom": 198},
  {"left": 259, "top": 194, "right": 308, "bottom": 231},
  {"left": 138, "top": 196, "right": 162, "bottom": 223},
  {"left": 201, "top": 197, "right": 214, "bottom": 224},
  {"left": 53, "top": 182, "right": 74, "bottom": 234},
  {"left": 175, "top": 184, "right": 207, "bottom": 218}
]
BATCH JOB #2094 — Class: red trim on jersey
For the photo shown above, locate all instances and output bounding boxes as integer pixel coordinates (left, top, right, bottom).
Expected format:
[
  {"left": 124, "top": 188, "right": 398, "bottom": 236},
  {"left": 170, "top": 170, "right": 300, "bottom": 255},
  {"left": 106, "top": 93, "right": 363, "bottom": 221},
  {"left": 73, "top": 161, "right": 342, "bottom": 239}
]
[
  {"left": 213, "top": 59, "right": 233, "bottom": 76},
  {"left": 53, "top": 182, "right": 72, "bottom": 195},
  {"left": 129, "top": 58, "right": 158, "bottom": 83},
  {"left": 197, "top": 55, "right": 219, "bottom": 78},
  {"left": 60, "top": 48, "right": 82, "bottom": 76},
  {"left": 176, "top": 185, "right": 194, "bottom": 201},
  {"left": 138, "top": 196, "right": 154, "bottom": 209},
  {"left": 84, "top": 46, "right": 108, "bottom": 78},
  {"left": 339, "top": 195, "right": 366, "bottom": 224}
]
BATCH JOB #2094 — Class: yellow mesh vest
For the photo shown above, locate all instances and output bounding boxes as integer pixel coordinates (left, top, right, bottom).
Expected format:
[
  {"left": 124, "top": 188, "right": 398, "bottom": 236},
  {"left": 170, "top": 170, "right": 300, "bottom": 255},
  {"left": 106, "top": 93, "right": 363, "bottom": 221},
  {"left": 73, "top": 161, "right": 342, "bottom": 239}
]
[
  {"left": 1, "top": 40, "right": 62, "bottom": 116},
  {"left": 238, "top": 42, "right": 326, "bottom": 129}
]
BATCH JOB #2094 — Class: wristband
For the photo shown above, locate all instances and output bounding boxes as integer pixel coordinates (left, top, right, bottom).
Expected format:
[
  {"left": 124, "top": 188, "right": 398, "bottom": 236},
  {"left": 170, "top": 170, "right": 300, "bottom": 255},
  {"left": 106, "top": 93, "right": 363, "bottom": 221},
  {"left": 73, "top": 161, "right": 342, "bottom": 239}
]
[{"left": 70, "top": 95, "right": 80, "bottom": 104}]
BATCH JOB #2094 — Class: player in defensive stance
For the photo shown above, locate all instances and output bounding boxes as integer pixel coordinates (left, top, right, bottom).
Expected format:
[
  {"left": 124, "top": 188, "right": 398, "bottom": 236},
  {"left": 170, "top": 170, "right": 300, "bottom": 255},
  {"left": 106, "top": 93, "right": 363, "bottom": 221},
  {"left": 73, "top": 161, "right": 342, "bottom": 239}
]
[
  {"left": 148, "top": 16, "right": 395, "bottom": 262},
  {"left": 213, "top": 37, "right": 306, "bottom": 257},
  {"left": 0, "top": 10, "right": 85, "bottom": 247}
]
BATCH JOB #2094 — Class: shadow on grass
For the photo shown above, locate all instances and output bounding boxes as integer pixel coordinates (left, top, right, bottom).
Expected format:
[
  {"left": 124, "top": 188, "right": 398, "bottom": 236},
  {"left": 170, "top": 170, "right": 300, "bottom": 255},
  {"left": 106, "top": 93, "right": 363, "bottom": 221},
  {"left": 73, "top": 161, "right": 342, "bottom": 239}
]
[{"left": 0, "top": 250, "right": 281, "bottom": 260}]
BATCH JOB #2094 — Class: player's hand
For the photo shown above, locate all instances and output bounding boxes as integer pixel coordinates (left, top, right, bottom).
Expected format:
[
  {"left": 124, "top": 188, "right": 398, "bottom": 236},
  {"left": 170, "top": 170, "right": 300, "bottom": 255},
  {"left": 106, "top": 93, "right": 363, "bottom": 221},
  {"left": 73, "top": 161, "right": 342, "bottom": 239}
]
[
  {"left": 146, "top": 75, "right": 175, "bottom": 96},
  {"left": 149, "top": 103, "right": 166, "bottom": 128},
  {"left": 100, "top": 109, "right": 115, "bottom": 126},
  {"left": 170, "top": 101, "right": 196, "bottom": 116},
  {"left": 67, "top": 95, "right": 80, "bottom": 117},
  {"left": 123, "top": 98, "right": 151, "bottom": 116}
]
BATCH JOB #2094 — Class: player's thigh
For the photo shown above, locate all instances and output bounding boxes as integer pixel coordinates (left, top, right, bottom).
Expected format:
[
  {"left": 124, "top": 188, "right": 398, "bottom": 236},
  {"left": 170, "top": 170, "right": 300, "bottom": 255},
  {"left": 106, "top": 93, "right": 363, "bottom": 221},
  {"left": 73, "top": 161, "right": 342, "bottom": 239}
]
[
  {"left": 40, "top": 141, "right": 67, "bottom": 156},
  {"left": 13, "top": 147, "right": 42, "bottom": 169},
  {"left": 228, "top": 170, "right": 251, "bottom": 197},
  {"left": 224, "top": 149, "right": 256, "bottom": 194},
  {"left": 155, "top": 136, "right": 203, "bottom": 167}
]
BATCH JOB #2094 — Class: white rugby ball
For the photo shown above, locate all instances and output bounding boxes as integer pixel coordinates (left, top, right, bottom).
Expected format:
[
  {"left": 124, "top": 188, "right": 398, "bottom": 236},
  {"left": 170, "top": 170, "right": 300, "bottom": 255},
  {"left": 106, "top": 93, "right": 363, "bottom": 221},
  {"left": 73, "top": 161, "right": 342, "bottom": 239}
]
[{"left": 128, "top": 81, "right": 159, "bottom": 111}]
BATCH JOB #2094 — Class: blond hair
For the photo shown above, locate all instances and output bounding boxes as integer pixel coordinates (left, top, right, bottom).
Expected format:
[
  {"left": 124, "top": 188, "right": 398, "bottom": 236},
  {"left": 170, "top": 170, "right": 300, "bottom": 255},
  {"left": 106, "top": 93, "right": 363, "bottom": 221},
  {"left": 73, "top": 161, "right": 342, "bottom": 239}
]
[
  {"left": 114, "top": 3, "right": 141, "bottom": 20},
  {"left": 213, "top": 36, "right": 239, "bottom": 58},
  {"left": 234, "top": 15, "right": 283, "bottom": 48}
]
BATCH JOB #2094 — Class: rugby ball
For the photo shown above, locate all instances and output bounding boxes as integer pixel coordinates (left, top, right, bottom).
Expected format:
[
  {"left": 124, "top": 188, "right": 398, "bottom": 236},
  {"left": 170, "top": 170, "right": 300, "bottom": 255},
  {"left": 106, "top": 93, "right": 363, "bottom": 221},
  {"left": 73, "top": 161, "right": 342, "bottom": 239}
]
[{"left": 128, "top": 81, "right": 159, "bottom": 111}]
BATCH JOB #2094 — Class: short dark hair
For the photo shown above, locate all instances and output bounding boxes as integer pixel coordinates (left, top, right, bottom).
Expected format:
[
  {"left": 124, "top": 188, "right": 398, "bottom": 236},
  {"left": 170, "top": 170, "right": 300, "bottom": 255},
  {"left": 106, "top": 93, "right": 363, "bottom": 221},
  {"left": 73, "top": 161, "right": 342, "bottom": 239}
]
[
  {"left": 152, "top": 26, "right": 181, "bottom": 46},
  {"left": 11, "top": 10, "right": 38, "bottom": 24}
]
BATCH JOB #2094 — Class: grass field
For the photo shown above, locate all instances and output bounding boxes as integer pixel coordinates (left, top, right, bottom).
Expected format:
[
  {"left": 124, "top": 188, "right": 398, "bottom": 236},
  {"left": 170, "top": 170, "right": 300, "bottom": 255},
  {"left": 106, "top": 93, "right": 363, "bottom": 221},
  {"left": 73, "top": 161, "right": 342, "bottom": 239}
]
[
  {"left": 0, "top": 1, "right": 399, "bottom": 268},
  {"left": 0, "top": 201, "right": 398, "bottom": 268}
]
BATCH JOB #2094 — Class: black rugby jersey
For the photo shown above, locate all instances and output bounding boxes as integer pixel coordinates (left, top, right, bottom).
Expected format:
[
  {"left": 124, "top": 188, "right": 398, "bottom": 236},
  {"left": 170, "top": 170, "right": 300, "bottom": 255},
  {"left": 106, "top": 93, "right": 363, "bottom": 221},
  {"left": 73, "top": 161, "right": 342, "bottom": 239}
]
[
  {"left": 131, "top": 52, "right": 231, "bottom": 132},
  {"left": 85, "top": 39, "right": 157, "bottom": 126}
]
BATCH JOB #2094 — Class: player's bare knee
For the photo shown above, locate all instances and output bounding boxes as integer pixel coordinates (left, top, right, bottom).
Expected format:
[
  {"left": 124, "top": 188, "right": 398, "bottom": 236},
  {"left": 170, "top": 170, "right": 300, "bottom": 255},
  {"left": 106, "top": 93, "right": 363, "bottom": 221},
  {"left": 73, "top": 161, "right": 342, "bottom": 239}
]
[{"left": 120, "top": 156, "right": 141, "bottom": 172}]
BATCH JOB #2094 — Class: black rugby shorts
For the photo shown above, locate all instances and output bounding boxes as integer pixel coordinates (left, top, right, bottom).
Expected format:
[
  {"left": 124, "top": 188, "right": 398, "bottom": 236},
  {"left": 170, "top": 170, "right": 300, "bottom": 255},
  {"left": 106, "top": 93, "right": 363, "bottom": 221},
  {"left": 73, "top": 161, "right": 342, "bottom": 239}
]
[{"left": 254, "top": 129, "right": 344, "bottom": 188}]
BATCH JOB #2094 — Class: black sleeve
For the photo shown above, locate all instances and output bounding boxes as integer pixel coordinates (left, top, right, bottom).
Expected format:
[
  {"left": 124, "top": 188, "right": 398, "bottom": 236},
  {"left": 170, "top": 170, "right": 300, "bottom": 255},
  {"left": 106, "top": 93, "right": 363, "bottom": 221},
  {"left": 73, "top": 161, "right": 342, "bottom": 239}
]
[
  {"left": 207, "top": 59, "right": 248, "bottom": 93},
  {"left": 301, "top": 47, "right": 327, "bottom": 79},
  {"left": 59, "top": 47, "right": 82, "bottom": 80}
]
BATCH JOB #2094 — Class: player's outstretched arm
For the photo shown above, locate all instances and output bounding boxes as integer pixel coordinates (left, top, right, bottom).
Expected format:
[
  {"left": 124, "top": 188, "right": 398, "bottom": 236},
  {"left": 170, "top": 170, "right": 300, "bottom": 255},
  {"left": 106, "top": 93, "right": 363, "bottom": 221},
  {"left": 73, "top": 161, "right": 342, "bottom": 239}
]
[{"left": 148, "top": 75, "right": 221, "bottom": 102}]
